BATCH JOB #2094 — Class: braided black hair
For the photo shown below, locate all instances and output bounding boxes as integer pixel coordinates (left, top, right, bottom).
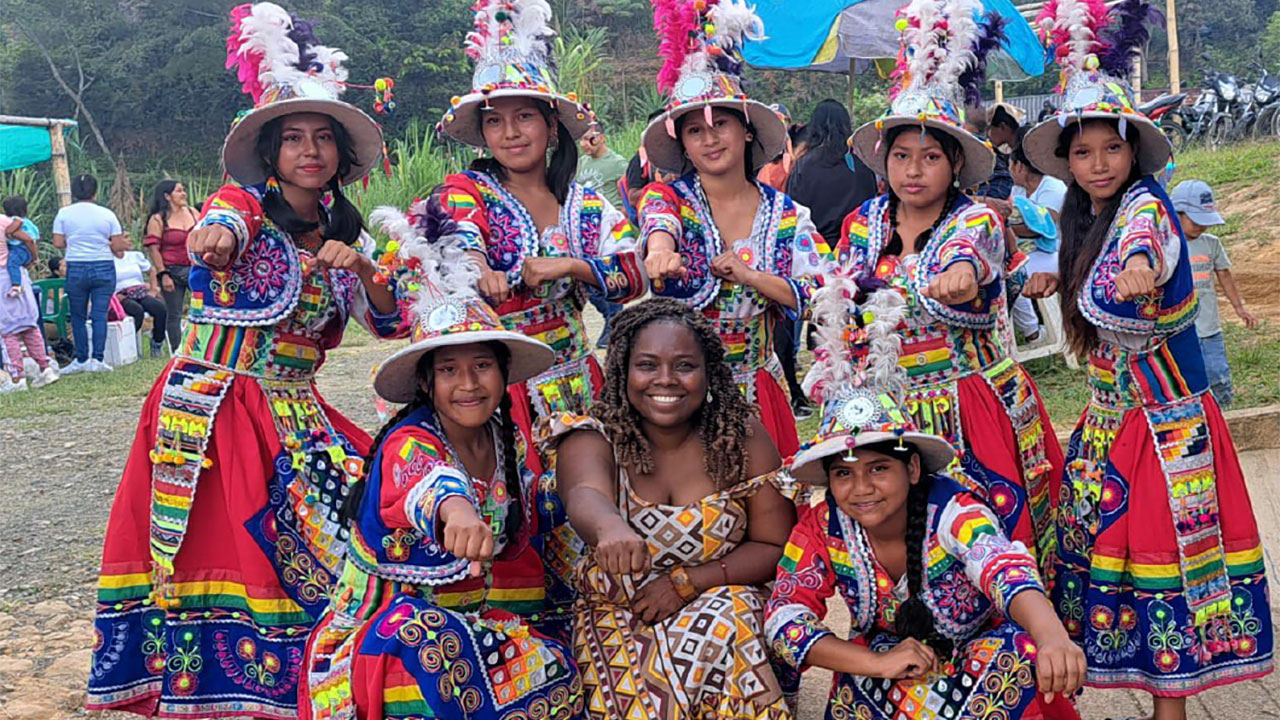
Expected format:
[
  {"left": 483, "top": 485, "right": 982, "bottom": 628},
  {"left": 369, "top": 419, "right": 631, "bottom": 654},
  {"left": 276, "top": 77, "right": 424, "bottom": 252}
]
[
  {"left": 469, "top": 101, "right": 579, "bottom": 205},
  {"left": 342, "top": 344, "right": 523, "bottom": 545},
  {"left": 593, "top": 298, "right": 756, "bottom": 489}
]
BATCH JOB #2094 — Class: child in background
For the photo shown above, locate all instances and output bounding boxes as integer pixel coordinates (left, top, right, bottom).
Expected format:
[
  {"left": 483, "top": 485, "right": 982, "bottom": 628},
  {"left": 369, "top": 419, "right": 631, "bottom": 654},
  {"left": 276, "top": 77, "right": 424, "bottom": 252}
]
[
  {"left": 0, "top": 212, "right": 57, "bottom": 393},
  {"left": 2, "top": 196, "right": 38, "bottom": 298},
  {"left": 1171, "top": 180, "right": 1259, "bottom": 408}
]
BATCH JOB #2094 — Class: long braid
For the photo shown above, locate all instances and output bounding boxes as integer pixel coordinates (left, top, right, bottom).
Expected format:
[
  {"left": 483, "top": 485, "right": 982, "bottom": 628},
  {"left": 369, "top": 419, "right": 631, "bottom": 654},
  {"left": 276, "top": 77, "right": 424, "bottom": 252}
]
[
  {"left": 342, "top": 392, "right": 429, "bottom": 526},
  {"left": 593, "top": 298, "right": 756, "bottom": 488},
  {"left": 893, "top": 472, "right": 954, "bottom": 657},
  {"left": 885, "top": 182, "right": 959, "bottom": 257},
  {"left": 496, "top": 389, "right": 524, "bottom": 545}
]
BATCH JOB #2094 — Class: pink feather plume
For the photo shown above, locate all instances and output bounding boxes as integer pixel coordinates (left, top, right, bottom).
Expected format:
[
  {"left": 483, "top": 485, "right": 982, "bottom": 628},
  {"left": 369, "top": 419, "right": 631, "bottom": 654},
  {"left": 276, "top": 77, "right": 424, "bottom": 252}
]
[
  {"left": 653, "top": 0, "right": 698, "bottom": 93},
  {"left": 226, "top": 3, "right": 267, "bottom": 102}
]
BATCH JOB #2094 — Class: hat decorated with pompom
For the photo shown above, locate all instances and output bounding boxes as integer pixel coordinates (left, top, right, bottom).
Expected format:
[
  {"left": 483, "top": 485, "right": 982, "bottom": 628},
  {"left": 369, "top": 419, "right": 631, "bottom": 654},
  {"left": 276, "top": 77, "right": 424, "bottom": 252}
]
[
  {"left": 849, "top": 0, "right": 1005, "bottom": 189},
  {"left": 438, "top": 0, "right": 596, "bottom": 147},
  {"left": 1022, "top": 0, "right": 1170, "bottom": 179},
  {"left": 370, "top": 197, "right": 555, "bottom": 403},
  {"left": 640, "top": 0, "right": 786, "bottom": 174},
  {"left": 222, "top": 2, "right": 389, "bottom": 186},
  {"left": 790, "top": 269, "right": 956, "bottom": 485}
]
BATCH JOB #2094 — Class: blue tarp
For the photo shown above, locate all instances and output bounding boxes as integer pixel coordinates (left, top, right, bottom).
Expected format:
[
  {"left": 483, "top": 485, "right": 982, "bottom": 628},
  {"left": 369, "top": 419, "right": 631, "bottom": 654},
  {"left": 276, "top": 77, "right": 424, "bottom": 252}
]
[
  {"left": 0, "top": 122, "right": 77, "bottom": 172},
  {"left": 744, "top": 0, "right": 1045, "bottom": 80}
]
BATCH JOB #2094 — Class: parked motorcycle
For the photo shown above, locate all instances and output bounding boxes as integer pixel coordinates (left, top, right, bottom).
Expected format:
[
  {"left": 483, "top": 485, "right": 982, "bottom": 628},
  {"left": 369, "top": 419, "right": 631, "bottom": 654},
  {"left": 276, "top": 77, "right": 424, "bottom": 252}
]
[
  {"left": 1138, "top": 93, "right": 1188, "bottom": 152},
  {"left": 1183, "top": 62, "right": 1236, "bottom": 149}
]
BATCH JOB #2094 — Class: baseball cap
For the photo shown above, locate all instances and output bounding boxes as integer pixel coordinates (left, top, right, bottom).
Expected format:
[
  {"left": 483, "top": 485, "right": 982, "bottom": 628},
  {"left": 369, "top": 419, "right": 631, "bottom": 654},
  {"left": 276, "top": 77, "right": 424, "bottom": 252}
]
[{"left": 1171, "top": 180, "right": 1226, "bottom": 226}]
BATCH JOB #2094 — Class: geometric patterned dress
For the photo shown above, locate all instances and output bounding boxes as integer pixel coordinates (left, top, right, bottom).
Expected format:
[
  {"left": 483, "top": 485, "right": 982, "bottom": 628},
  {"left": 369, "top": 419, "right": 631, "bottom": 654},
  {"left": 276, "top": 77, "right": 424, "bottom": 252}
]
[{"left": 555, "top": 413, "right": 793, "bottom": 720}]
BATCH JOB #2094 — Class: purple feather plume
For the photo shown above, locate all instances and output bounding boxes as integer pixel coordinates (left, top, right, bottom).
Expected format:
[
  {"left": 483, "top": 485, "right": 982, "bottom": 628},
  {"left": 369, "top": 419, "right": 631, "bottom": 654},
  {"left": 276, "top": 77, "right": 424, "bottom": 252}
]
[
  {"left": 416, "top": 192, "right": 461, "bottom": 243},
  {"left": 853, "top": 273, "right": 890, "bottom": 307},
  {"left": 958, "top": 12, "right": 1008, "bottom": 107},
  {"left": 288, "top": 16, "right": 320, "bottom": 71},
  {"left": 1098, "top": 0, "right": 1152, "bottom": 78}
]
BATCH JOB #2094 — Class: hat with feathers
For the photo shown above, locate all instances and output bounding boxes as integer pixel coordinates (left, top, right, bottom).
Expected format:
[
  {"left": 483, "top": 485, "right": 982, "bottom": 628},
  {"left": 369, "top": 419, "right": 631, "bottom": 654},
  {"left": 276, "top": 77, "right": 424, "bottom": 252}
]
[
  {"left": 222, "top": 2, "right": 386, "bottom": 186},
  {"left": 849, "top": 0, "right": 1005, "bottom": 189},
  {"left": 790, "top": 269, "right": 956, "bottom": 485},
  {"left": 640, "top": 0, "right": 786, "bottom": 174},
  {"left": 1021, "top": 0, "right": 1170, "bottom": 179},
  {"left": 437, "top": 0, "right": 596, "bottom": 148},
  {"left": 370, "top": 196, "right": 555, "bottom": 403}
]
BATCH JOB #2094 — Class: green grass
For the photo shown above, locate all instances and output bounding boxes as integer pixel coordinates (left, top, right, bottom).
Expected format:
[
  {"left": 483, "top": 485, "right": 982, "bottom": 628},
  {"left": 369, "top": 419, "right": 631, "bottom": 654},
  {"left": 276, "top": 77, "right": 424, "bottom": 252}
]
[
  {"left": 0, "top": 354, "right": 170, "bottom": 421},
  {"left": 1176, "top": 142, "right": 1280, "bottom": 188}
]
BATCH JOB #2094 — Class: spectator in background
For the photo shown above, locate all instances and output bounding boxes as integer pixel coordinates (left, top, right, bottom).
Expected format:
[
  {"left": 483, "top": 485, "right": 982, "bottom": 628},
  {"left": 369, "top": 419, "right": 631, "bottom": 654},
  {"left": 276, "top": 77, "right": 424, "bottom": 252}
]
[
  {"left": 0, "top": 202, "right": 56, "bottom": 393},
  {"left": 48, "top": 256, "right": 65, "bottom": 279},
  {"left": 965, "top": 105, "right": 1015, "bottom": 203},
  {"left": 576, "top": 123, "right": 629, "bottom": 208},
  {"left": 111, "top": 234, "right": 168, "bottom": 359},
  {"left": 52, "top": 173, "right": 123, "bottom": 374},
  {"left": 789, "top": 99, "right": 879, "bottom": 241},
  {"left": 1006, "top": 129, "right": 1068, "bottom": 341},
  {"left": 1037, "top": 100, "right": 1056, "bottom": 123},
  {"left": 576, "top": 123, "right": 631, "bottom": 347},
  {"left": 2, "top": 196, "right": 39, "bottom": 293},
  {"left": 143, "top": 179, "right": 198, "bottom": 352},
  {"left": 622, "top": 108, "right": 680, "bottom": 220},
  {"left": 1172, "top": 180, "right": 1259, "bottom": 408}
]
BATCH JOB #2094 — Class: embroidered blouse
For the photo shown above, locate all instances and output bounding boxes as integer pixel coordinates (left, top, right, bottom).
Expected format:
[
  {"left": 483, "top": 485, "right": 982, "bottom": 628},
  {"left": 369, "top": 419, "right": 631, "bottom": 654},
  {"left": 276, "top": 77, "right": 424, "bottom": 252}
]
[
  {"left": 190, "top": 183, "right": 403, "bottom": 340},
  {"left": 765, "top": 478, "right": 1043, "bottom": 670},
  {"left": 1077, "top": 177, "right": 1198, "bottom": 352},
  {"left": 339, "top": 404, "right": 544, "bottom": 617},
  {"left": 442, "top": 171, "right": 645, "bottom": 306},
  {"left": 637, "top": 173, "right": 828, "bottom": 321}
]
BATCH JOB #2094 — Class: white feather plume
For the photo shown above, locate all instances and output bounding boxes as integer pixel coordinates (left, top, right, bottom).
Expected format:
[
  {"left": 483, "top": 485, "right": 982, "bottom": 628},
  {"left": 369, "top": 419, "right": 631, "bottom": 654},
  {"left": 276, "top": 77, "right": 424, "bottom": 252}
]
[
  {"left": 900, "top": 0, "right": 946, "bottom": 90},
  {"left": 1060, "top": 0, "right": 1098, "bottom": 70},
  {"left": 801, "top": 277, "right": 908, "bottom": 404},
  {"left": 308, "top": 45, "right": 350, "bottom": 95},
  {"left": 237, "top": 2, "right": 301, "bottom": 88},
  {"left": 511, "top": 0, "right": 555, "bottom": 57},
  {"left": 370, "top": 204, "right": 483, "bottom": 310},
  {"left": 935, "top": 0, "right": 981, "bottom": 87},
  {"left": 708, "top": 0, "right": 766, "bottom": 48},
  {"left": 859, "top": 288, "right": 908, "bottom": 398}
]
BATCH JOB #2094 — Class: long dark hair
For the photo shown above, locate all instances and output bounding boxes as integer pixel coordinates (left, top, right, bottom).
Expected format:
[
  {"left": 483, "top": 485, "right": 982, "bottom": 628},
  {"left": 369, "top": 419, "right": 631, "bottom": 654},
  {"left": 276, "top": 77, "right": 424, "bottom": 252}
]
[
  {"left": 893, "top": 462, "right": 952, "bottom": 658},
  {"left": 1055, "top": 118, "right": 1142, "bottom": 357},
  {"left": 594, "top": 298, "right": 756, "bottom": 489},
  {"left": 469, "top": 101, "right": 578, "bottom": 205},
  {"left": 676, "top": 107, "right": 757, "bottom": 182},
  {"left": 148, "top": 179, "right": 181, "bottom": 233},
  {"left": 254, "top": 114, "right": 365, "bottom": 246},
  {"left": 804, "top": 99, "right": 853, "bottom": 164},
  {"left": 342, "top": 343, "right": 524, "bottom": 545},
  {"left": 883, "top": 125, "right": 963, "bottom": 257}
]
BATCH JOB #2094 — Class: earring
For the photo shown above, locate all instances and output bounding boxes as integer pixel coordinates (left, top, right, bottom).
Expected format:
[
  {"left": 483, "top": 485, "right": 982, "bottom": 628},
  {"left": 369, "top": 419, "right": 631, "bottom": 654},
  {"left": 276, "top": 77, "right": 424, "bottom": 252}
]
[
  {"left": 706, "top": 389, "right": 715, "bottom": 404},
  {"left": 953, "top": 177, "right": 961, "bottom": 188}
]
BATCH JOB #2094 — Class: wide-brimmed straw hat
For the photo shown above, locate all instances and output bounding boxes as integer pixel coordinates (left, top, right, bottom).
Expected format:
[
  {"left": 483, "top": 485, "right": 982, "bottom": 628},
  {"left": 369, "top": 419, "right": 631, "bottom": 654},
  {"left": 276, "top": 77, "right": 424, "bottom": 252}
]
[
  {"left": 437, "top": 0, "right": 596, "bottom": 148},
  {"left": 1021, "top": 0, "right": 1171, "bottom": 180},
  {"left": 849, "top": 0, "right": 1006, "bottom": 190},
  {"left": 368, "top": 199, "right": 554, "bottom": 404},
  {"left": 641, "top": 0, "right": 787, "bottom": 175},
  {"left": 791, "top": 273, "right": 956, "bottom": 485},
  {"left": 222, "top": 2, "right": 386, "bottom": 186}
]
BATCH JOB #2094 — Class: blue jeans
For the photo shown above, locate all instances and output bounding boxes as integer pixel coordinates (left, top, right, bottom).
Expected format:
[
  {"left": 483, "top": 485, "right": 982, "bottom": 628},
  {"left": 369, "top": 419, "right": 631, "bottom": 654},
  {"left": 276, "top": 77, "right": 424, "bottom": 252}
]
[
  {"left": 66, "top": 260, "right": 117, "bottom": 362},
  {"left": 6, "top": 240, "right": 30, "bottom": 287},
  {"left": 1199, "top": 332, "right": 1234, "bottom": 408}
]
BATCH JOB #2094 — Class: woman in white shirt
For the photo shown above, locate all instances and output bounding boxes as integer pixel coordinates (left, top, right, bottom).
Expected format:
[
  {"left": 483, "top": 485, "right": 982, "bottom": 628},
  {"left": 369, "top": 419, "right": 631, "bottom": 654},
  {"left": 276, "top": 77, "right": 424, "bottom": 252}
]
[
  {"left": 52, "top": 174, "right": 127, "bottom": 373},
  {"left": 111, "top": 236, "right": 168, "bottom": 358}
]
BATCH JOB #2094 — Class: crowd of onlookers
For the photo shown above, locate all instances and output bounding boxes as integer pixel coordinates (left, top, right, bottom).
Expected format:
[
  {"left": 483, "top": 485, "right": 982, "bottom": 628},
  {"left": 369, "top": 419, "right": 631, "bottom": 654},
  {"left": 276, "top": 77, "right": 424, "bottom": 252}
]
[{"left": 0, "top": 174, "right": 199, "bottom": 394}]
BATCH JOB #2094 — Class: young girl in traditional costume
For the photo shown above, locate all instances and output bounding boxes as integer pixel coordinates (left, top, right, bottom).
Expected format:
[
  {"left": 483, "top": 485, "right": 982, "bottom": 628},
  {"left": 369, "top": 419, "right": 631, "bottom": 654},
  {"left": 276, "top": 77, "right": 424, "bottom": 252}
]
[
  {"left": 88, "top": 4, "right": 404, "bottom": 717},
  {"left": 829, "top": 0, "right": 1062, "bottom": 573},
  {"left": 767, "top": 278, "right": 1085, "bottom": 720},
  {"left": 1020, "top": 0, "right": 1273, "bottom": 715},
  {"left": 302, "top": 199, "right": 582, "bottom": 720},
  {"left": 638, "top": 0, "right": 828, "bottom": 459},
  {"left": 546, "top": 298, "right": 797, "bottom": 720},
  {"left": 437, "top": 0, "right": 645, "bottom": 429}
]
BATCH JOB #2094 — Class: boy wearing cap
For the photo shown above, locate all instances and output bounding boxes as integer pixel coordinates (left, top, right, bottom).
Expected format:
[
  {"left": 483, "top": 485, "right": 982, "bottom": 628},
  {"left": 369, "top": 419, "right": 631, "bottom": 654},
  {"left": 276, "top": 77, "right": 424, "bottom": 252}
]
[{"left": 1172, "top": 179, "right": 1259, "bottom": 407}]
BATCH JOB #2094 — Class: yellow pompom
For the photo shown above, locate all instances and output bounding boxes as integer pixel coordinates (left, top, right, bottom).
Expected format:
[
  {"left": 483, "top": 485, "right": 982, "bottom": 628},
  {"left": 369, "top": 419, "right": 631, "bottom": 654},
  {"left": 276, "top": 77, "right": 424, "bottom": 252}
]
[
  {"left": 386, "top": 240, "right": 400, "bottom": 253},
  {"left": 895, "top": 18, "right": 909, "bottom": 32},
  {"left": 1085, "top": 56, "right": 1099, "bottom": 71},
  {"left": 375, "top": 78, "right": 387, "bottom": 92}
]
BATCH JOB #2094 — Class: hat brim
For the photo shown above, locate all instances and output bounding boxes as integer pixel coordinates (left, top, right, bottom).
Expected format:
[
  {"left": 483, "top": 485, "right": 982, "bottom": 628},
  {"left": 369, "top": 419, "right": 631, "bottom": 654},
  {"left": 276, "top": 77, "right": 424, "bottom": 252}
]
[
  {"left": 788, "top": 431, "right": 957, "bottom": 486},
  {"left": 222, "top": 98, "right": 384, "bottom": 187},
  {"left": 641, "top": 98, "right": 787, "bottom": 175},
  {"left": 1023, "top": 112, "right": 1172, "bottom": 181},
  {"left": 372, "top": 330, "right": 556, "bottom": 404},
  {"left": 851, "top": 117, "right": 996, "bottom": 190},
  {"left": 440, "top": 89, "right": 594, "bottom": 148},
  {"left": 1184, "top": 208, "right": 1226, "bottom": 226}
]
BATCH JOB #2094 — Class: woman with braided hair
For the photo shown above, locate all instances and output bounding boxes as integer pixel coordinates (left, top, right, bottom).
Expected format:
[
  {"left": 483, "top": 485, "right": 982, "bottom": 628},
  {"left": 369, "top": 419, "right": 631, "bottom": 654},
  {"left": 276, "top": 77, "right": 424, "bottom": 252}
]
[
  {"left": 829, "top": 0, "right": 1063, "bottom": 576},
  {"left": 767, "top": 280, "right": 1083, "bottom": 720},
  {"left": 301, "top": 200, "right": 582, "bottom": 720},
  {"left": 545, "top": 298, "right": 797, "bottom": 720}
]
